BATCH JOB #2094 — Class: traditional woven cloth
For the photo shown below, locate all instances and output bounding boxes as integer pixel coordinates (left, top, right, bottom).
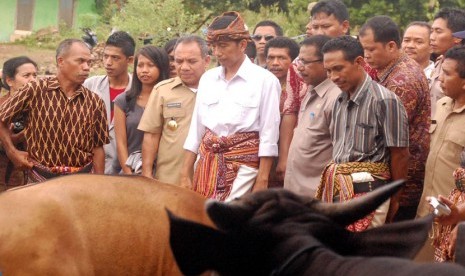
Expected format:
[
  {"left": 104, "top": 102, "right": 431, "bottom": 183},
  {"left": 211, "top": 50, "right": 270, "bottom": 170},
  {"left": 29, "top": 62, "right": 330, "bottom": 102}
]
[
  {"left": 316, "top": 162, "right": 391, "bottom": 232},
  {"left": 433, "top": 167, "right": 465, "bottom": 262},
  {"left": 193, "top": 129, "right": 259, "bottom": 201},
  {"left": 206, "top": 11, "right": 251, "bottom": 43},
  {"left": 28, "top": 159, "right": 93, "bottom": 183}
]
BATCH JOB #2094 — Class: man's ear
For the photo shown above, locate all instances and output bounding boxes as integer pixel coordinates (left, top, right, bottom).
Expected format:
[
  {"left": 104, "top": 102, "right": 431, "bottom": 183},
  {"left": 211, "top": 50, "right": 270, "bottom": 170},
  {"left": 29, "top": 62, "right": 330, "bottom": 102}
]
[
  {"left": 354, "top": 55, "right": 366, "bottom": 67},
  {"left": 344, "top": 215, "right": 433, "bottom": 258},
  {"left": 128, "top": 55, "right": 135, "bottom": 65},
  {"left": 454, "top": 37, "right": 463, "bottom": 46},
  {"left": 341, "top": 20, "right": 350, "bottom": 35}
]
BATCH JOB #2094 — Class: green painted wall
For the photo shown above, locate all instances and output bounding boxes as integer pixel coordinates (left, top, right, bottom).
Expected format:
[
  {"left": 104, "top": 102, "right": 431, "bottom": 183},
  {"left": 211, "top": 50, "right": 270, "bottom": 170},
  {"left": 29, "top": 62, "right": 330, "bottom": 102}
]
[
  {"left": 0, "top": 2, "right": 17, "bottom": 42},
  {"left": 33, "top": 0, "right": 59, "bottom": 30},
  {"left": 0, "top": 0, "right": 97, "bottom": 42}
]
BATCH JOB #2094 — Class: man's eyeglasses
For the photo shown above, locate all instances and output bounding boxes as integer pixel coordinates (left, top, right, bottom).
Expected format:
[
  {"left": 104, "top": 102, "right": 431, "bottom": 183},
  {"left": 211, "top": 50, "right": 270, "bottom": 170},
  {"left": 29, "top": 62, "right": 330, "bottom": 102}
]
[
  {"left": 252, "top": 34, "right": 275, "bottom": 42},
  {"left": 296, "top": 57, "right": 322, "bottom": 67}
]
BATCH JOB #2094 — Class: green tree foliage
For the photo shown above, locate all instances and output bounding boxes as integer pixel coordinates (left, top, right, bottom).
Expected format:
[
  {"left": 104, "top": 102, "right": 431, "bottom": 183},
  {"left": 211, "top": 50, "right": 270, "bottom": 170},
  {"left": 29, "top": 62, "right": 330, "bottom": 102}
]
[{"left": 110, "top": 0, "right": 200, "bottom": 46}]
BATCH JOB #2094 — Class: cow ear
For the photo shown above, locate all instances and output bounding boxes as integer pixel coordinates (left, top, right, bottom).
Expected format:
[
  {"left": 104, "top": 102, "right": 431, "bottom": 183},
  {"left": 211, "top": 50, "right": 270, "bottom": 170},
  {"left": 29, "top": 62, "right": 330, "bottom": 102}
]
[
  {"left": 206, "top": 199, "right": 253, "bottom": 230},
  {"left": 314, "top": 180, "right": 404, "bottom": 226},
  {"left": 168, "top": 209, "right": 229, "bottom": 275},
  {"left": 347, "top": 215, "right": 433, "bottom": 258}
]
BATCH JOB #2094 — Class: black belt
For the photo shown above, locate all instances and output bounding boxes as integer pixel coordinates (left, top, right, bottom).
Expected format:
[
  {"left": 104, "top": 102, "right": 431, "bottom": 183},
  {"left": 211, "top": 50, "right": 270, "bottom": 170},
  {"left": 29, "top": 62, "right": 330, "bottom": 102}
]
[
  {"left": 353, "top": 179, "right": 388, "bottom": 193},
  {"left": 333, "top": 179, "right": 388, "bottom": 202}
]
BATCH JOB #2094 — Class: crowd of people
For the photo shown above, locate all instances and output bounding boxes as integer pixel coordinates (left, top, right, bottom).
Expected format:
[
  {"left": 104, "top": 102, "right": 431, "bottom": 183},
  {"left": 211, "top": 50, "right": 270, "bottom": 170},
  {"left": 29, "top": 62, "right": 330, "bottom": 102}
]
[{"left": 1, "top": 0, "right": 465, "bottom": 265}]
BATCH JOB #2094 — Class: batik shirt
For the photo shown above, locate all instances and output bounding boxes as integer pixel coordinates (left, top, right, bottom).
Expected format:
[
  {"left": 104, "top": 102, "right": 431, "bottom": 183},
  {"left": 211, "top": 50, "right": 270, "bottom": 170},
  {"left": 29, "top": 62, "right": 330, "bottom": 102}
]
[
  {"left": 0, "top": 77, "right": 109, "bottom": 167},
  {"left": 378, "top": 53, "right": 431, "bottom": 206}
]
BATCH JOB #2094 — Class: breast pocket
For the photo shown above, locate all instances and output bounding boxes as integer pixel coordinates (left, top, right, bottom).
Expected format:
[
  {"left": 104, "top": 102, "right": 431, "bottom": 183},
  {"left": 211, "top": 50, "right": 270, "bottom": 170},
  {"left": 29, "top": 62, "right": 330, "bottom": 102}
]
[
  {"left": 445, "top": 129, "right": 465, "bottom": 148},
  {"left": 233, "top": 96, "right": 259, "bottom": 123},
  {"left": 354, "top": 122, "right": 375, "bottom": 153}
]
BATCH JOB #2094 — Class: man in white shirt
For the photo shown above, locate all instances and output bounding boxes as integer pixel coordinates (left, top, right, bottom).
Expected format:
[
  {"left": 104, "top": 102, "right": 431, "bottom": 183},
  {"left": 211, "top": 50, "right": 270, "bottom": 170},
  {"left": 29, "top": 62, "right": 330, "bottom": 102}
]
[{"left": 180, "top": 11, "right": 281, "bottom": 201}]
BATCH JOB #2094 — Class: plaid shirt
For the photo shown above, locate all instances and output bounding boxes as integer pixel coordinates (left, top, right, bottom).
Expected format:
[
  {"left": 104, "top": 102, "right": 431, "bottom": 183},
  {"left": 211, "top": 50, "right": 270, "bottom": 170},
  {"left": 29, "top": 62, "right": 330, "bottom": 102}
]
[
  {"left": 331, "top": 75, "right": 409, "bottom": 164},
  {"left": 0, "top": 76, "right": 109, "bottom": 167}
]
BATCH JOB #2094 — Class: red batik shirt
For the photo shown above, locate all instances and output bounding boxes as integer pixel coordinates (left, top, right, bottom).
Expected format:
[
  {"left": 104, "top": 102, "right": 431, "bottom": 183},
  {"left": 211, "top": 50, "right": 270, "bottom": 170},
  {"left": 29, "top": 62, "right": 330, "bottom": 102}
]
[{"left": 378, "top": 53, "right": 431, "bottom": 207}]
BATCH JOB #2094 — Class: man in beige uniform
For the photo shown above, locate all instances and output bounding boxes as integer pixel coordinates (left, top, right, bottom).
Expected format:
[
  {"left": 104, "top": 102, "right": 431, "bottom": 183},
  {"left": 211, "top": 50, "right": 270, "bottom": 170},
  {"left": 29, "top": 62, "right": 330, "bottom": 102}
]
[
  {"left": 428, "top": 8, "right": 465, "bottom": 117},
  {"left": 138, "top": 35, "right": 210, "bottom": 184},
  {"left": 284, "top": 35, "right": 341, "bottom": 197}
]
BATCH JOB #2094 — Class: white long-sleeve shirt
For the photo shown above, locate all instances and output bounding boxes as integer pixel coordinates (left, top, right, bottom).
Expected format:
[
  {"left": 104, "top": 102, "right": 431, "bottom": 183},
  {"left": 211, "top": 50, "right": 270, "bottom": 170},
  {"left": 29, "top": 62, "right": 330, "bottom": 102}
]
[{"left": 184, "top": 57, "right": 281, "bottom": 157}]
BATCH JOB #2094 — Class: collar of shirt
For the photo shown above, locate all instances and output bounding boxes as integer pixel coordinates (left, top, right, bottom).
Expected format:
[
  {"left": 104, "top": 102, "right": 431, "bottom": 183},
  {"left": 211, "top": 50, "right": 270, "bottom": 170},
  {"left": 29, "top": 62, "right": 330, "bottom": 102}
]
[
  {"left": 376, "top": 53, "right": 407, "bottom": 83},
  {"left": 312, "top": 78, "right": 334, "bottom": 98},
  {"left": 217, "top": 55, "right": 252, "bottom": 82},
  {"left": 172, "top": 77, "right": 198, "bottom": 93},
  {"left": 442, "top": 97, "right": 465, "bottom": 114},
  {"left": 338, "top": 74, "right": 371, "bottom": 106},
  {"left": 45, "top": 76, "right": 86, "bottom": 98}
]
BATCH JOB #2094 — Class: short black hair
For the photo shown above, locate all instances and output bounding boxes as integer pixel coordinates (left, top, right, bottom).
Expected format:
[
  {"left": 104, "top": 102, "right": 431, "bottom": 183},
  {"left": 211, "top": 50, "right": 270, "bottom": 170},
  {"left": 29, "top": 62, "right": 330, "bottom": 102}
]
[
  {"left": 56, "top": 38, "right": 89, "bottom": 60},
  {"left": 322, "top": 35, "right": 363, "bottom": 62},
  {"left": 359, "top": 15, "right": 401, "bottom": 48},
  {"left": 246, "top": 41, "right": 257, "bottom": 60},
  {"left": 300, "top": 35, "right": 332, "bottom": 60},
  {"left": 164, "top": 38, "right": 179, "bottom": 54},
  {"left": 434, "top": 8, "right": 465, "bottom": 33},
  {"left": 106, "top": 31, "right": 136, "bottom": 57},
  {"left": 175, "top": 35, "right": 209, "bottom": 57},
  {"left": 253, "top": 20, "right": 284, "bottom": 36},
  {"left": 444, "top": 45, "right": 465, "bottom": 78},
  {"left": 311, "top": 0, "right": 349, "bottom": 23},
  {"left": 405, "top": 21, "right": 431, "bottom": 33},
  {"left": 1, "top": 56, "right": 38, "bottom": 91},
  {"left": 264, "top": 37, "right": 299, "bottom": 61}
]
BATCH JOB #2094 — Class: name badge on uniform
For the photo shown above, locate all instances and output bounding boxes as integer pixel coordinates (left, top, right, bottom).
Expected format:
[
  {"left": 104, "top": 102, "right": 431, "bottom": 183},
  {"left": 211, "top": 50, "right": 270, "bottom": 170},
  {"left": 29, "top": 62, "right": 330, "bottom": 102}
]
[{"left": 167, "top": 102, "right": 182, "bottom": 108}]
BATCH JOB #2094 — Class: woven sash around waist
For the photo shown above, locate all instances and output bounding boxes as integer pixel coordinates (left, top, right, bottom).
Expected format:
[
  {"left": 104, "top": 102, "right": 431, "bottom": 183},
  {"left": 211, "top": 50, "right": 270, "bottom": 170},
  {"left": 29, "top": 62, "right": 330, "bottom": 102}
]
[{"left": 193, "top": 129, "right": 259, "bottom": 201}]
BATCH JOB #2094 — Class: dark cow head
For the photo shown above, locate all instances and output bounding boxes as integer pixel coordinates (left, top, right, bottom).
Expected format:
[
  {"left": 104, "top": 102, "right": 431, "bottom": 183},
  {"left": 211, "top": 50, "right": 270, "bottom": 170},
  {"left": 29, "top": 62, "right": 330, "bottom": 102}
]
[{"left": 168, "top": 181, "right": 434, "bottom": 276}]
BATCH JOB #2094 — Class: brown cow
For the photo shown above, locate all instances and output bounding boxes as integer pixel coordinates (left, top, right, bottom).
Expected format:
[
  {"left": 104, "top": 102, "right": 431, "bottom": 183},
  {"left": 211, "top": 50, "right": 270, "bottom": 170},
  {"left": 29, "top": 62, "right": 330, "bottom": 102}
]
[{"left": 0, "top": 174, "right": 213, "bottom": 275}]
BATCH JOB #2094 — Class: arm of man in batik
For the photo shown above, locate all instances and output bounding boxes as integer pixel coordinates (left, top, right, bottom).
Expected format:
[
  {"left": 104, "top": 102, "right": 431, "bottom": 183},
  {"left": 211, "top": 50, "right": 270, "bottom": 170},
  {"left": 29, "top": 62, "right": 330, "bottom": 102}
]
[
  {"left": 0, "top": 120, "right": 32, "bottom": 169},
  {"left": 92, "top": 146, "right": 105, "bottom": 174},
  {"left": 386, "top": 146, "right": 409, "bottom": 223}
]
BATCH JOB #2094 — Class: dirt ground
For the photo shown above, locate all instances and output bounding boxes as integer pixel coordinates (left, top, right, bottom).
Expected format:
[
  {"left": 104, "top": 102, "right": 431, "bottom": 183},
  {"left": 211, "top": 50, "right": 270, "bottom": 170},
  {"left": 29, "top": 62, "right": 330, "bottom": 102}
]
[{"left": 0, "top": 44, "right": 57, "bottom": 75}]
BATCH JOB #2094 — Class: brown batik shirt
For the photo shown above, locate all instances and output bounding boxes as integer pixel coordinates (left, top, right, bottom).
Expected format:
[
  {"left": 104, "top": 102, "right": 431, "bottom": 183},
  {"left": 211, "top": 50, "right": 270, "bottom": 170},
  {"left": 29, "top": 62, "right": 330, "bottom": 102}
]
[{"left": 0, "top": 77, "right": 109, "bottom": 167}]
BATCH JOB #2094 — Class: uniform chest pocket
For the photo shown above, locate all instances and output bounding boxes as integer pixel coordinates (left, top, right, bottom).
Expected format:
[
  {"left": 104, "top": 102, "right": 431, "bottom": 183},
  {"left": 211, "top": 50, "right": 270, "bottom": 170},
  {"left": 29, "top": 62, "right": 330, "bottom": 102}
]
[
  {"left": 445, "top": 129, "right": 465, "bottom": 148},
  {"left": 163, "top": 107, "right": 186, "bottom": 119}
]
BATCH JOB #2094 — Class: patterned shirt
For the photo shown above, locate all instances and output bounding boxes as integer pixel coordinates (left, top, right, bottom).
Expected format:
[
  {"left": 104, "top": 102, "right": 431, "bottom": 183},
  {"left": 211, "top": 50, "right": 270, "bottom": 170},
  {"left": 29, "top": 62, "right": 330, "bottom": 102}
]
[
  {"left": 0, "top": 77, "right": 109, "bottom": 167},
  {"left": 282, "top": 60, "right": 306, "bottom": 115},
  {"left": 378, "top": 53, "right": 431, "bottom": 206},
  {"left": 332, "top": 75, "right": 409, "bottom": 164}
]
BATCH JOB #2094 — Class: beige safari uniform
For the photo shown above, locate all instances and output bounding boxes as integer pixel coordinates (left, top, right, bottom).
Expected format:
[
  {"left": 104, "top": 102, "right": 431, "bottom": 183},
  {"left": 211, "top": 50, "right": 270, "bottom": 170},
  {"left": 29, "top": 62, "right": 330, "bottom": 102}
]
[
  {"left": 138, "top": 77, "right": 196, "bottom": 184},
  {"left": 429, "top": 57, "right": 444, "bottom": 118},
  {"left": 284, "top": 79, "right": 341, "bottom": 197},
  {"left": 417, "top": 97, "right": 465, "bottom": 217}
]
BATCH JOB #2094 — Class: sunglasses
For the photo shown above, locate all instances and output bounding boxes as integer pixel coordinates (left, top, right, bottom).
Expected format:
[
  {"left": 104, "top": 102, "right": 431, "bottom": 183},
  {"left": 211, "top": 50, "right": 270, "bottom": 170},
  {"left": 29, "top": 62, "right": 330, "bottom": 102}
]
[{"left": 252, "top": 34, "right": 275, "bottom": 42}]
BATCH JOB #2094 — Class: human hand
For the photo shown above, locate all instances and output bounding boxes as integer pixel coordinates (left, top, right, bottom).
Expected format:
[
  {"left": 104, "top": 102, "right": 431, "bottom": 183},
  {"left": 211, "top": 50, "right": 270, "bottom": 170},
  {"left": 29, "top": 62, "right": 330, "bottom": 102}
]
[
  {"left": 8, "top": 149, "right": 33, "bottom": 170},
  {"left": 434, "top": 196, "right": 460, "bottom": 225}
]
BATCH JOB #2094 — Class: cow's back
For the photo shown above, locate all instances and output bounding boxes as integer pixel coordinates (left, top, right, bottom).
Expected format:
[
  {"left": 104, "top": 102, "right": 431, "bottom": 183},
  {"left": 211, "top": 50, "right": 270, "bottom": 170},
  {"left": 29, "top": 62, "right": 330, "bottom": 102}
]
[{"left": 0, "top": 174, "right": 212, "bottom": 275}]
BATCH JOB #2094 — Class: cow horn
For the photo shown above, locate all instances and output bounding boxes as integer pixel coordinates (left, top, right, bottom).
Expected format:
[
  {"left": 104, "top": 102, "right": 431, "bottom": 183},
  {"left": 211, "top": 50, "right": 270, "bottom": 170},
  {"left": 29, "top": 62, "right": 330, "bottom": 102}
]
[{"left": 314, "top": 180, "right": 404, "bottom": 226}]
